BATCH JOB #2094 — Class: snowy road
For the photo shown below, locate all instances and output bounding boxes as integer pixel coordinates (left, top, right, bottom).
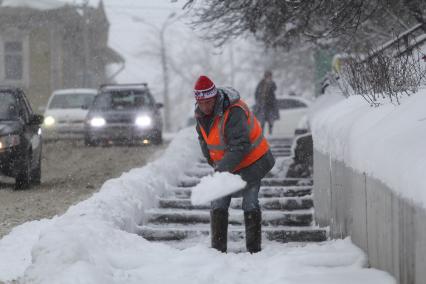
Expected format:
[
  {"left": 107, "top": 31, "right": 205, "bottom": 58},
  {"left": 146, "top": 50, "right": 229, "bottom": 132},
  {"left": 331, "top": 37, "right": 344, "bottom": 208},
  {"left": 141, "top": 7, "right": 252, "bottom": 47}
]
[{"left": 0, "top": 140, "right": 167, "bottom": 238}]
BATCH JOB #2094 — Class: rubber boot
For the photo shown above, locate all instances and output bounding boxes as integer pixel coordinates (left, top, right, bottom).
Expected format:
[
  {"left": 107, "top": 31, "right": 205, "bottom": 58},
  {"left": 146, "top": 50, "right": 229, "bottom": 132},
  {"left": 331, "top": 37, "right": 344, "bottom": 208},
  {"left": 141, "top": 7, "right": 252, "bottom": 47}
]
[
  {"left": 210, "top": 209, "right": 228, "bottom": 253},
  {"left": 244, "top": 209, "right": 262, "bottom": 253}
]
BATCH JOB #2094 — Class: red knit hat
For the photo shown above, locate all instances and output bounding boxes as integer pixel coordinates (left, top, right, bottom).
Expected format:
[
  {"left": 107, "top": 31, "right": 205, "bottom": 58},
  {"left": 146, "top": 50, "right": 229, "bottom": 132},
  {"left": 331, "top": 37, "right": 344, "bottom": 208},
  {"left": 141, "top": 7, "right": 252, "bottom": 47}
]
[{"left": 194, "top": 75, "right": 218, "bottom": 101}]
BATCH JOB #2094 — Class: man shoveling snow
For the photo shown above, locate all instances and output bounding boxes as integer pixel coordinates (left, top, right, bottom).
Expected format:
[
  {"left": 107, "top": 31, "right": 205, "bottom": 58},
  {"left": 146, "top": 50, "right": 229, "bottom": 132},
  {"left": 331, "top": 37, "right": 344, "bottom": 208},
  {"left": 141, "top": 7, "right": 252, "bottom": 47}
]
[{"left": 193, "top": 75, "right": 275, "bottom": 253}]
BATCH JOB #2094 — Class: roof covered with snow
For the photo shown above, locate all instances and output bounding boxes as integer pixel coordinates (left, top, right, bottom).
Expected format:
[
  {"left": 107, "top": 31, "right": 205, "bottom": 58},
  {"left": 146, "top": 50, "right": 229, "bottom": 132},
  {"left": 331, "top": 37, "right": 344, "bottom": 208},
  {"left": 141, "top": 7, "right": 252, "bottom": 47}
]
[
  {"left": 52, "top": 88, "right": 98, "bottom": 95},
  {"left": 1, "top": 0, "right": 66, "bottom": 10},
  {"left": 1, "top": 0, "right": 101, "bottom": 10}
]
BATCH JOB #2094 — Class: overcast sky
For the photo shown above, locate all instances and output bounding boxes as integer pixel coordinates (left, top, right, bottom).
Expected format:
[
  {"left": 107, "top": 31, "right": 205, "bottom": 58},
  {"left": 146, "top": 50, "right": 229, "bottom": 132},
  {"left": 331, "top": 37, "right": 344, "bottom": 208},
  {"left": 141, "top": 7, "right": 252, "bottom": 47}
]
[
  {"left": 99, "top": 0, "right": 188, "bottom": 85},
  {"left": 58, "top": 0, "right": 193, "bottom": 90}
]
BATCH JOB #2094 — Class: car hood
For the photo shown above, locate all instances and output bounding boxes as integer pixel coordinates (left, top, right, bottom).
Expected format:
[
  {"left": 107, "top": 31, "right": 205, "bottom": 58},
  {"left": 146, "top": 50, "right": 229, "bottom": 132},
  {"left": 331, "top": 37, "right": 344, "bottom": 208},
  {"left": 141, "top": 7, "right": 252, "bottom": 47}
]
[
  {"left": 44, "top": 109, "right": 88, "bottom": 121},
  {"left": 0, "top": 121, "right": 22, "bottom": 136}
]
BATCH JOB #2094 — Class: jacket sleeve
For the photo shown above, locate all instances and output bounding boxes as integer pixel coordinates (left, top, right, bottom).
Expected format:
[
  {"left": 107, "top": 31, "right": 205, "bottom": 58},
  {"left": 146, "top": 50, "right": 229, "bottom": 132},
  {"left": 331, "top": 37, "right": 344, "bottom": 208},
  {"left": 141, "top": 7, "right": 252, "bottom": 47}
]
[
  {"left": 215, "top": 107, "right": 251, "bottom": 173},
  {"left": 196, "top": 123, "right": 214, "bottom": 166}
]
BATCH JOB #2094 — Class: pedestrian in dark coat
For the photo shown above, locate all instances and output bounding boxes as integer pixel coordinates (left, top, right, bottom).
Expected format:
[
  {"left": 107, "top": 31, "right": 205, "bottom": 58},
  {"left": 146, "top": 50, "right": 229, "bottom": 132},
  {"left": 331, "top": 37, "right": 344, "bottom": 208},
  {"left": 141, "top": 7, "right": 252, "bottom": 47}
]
[
  {"left": 254, "top": 70, "right": 280, "bottom": 135},
  {"left": 194, "top": 75, "right": 275, "bottom": 253}
]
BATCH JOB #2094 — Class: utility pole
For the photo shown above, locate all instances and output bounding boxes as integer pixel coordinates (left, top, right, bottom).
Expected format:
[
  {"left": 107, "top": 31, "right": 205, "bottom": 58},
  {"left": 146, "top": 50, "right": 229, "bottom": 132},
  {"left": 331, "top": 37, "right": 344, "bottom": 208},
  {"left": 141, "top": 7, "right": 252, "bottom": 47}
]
[
  {"left": 159, "top": 25, "right": 171, "bottom": 132},
  {"left": 82, "top": 0, "right": 90, "bottom": 87},
  {"left": 132, "top": 13, "right": 176, "bottom": 132}
]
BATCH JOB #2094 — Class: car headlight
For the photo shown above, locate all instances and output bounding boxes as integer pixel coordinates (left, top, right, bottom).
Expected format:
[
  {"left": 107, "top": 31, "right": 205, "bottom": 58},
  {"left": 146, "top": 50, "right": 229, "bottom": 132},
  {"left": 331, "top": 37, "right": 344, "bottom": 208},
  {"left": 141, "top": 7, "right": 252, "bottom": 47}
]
[
  {"left": 0, "top": 135, "right": 20, "bottom": 150},
  {"left": 90, "top": 117, "right": 106, "bottom": 127},
  {"left": 44, "top": 116, "right": 55, "bottom": 127},
  {"left": 135, "top": 115, "right": 152, "bottom": 127}
]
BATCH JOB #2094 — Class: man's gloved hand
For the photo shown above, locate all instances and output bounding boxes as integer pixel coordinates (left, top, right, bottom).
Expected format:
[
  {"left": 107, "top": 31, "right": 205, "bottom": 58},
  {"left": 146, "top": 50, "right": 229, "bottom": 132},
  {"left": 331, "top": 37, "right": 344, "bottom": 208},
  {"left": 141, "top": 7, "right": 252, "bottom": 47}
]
[
  {"left": 213, "top": 163, "right": 226, "bottom": 173},
  {"left": 207, "top": 157, "right": 215, "bottom": 167}
]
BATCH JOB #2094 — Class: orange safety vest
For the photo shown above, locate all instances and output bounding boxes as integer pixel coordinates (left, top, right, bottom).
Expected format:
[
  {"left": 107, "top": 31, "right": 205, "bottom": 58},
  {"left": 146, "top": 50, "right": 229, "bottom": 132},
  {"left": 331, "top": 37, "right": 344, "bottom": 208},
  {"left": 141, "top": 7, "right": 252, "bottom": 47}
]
[{"left": 199, "top": 99, "right": 270, "bottom": 172}]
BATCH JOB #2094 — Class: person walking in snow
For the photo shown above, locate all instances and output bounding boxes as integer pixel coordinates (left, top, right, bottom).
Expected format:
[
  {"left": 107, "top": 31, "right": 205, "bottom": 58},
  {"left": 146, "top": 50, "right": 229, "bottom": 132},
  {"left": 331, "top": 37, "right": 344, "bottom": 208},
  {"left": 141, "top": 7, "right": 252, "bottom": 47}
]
[
  {"left": 194, "top": 75, "right": 275, "bottom": 253},
  {"left": 254, "top": 70, "right": 280, "bottom": 135}
]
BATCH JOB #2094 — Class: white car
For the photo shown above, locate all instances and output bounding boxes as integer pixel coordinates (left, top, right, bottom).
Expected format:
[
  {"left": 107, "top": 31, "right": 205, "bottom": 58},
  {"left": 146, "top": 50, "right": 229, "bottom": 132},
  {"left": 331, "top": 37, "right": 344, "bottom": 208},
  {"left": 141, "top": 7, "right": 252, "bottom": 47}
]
[
  {"left": 43, "top": 89, "right": 97, "bottom": 140},
  {"left": 272, "top": 96, "right": 311, "bottom": 138}
]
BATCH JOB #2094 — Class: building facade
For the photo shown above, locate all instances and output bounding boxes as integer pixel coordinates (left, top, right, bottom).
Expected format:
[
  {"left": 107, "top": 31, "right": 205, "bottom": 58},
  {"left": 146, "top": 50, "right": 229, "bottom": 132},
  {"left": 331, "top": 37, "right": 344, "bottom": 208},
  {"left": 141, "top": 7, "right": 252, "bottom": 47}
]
[{"left": 0, "top": 0, "right": 124, "bottom": 111}]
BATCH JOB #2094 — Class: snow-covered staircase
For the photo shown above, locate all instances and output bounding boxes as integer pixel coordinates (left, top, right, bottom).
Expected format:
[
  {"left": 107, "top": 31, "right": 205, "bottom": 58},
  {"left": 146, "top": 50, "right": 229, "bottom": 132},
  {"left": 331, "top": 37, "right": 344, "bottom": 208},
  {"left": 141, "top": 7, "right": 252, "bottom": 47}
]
[{"left": 139, "top": 137, "right": 327, "bottom": 245}]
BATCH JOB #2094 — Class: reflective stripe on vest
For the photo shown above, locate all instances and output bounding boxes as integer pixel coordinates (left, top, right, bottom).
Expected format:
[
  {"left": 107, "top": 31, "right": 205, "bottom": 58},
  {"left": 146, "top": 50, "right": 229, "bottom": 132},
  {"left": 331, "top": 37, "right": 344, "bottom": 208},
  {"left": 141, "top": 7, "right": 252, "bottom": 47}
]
[{"left": 198, "top": 99, "right": 270, "bottom": 172}]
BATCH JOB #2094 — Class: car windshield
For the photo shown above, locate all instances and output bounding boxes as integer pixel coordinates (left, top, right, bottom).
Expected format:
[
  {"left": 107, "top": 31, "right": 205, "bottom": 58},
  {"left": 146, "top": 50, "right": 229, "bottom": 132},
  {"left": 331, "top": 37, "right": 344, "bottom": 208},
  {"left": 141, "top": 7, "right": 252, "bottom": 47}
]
[
  {"left": 48, "top": 93, "right": 96, "bottom": 109},
  {"left": 0, "top": 91, "right": 19, "bottom": 120},
  {"left": 91, "top": 90, "right": 153, "bottom": 110}
]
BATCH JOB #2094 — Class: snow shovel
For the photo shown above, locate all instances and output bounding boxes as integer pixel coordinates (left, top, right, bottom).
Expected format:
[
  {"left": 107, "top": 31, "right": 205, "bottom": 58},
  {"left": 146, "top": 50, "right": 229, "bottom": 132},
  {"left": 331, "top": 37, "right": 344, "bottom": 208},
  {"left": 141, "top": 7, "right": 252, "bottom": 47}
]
[{"left": 191, "top": 172, "right": 246, "bottom": 205}]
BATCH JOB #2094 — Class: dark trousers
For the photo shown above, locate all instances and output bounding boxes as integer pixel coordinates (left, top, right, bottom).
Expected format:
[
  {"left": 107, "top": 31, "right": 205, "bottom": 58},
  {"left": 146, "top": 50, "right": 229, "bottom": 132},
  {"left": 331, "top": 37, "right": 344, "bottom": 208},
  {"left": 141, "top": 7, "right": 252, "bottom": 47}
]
[{"left": 211, "top": 180, "right": 261, "bottom": 212}]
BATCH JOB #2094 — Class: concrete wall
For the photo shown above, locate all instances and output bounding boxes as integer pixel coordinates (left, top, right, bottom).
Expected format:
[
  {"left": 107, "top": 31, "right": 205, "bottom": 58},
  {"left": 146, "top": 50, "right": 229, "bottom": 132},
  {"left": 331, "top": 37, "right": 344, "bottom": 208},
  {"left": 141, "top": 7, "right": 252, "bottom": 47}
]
[{"left": 314, "top": 149, "right": 426, "bottom": 284}]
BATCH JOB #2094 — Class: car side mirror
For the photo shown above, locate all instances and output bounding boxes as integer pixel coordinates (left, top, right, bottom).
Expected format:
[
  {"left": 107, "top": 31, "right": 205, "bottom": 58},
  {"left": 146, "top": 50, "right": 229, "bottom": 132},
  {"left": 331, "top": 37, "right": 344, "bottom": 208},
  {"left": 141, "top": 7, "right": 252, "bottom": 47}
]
[
  {"left": 29, "top": 114, "right": 44, "bottom": 125},
  {"left": 156, "top": 103, "right": 163, "bottom": 109},
  {"left": 81, "top": 104, "right": 89, "bottom": 110},
  {"left": 8, "top": 104, "right": 19, "bottom": 117}
]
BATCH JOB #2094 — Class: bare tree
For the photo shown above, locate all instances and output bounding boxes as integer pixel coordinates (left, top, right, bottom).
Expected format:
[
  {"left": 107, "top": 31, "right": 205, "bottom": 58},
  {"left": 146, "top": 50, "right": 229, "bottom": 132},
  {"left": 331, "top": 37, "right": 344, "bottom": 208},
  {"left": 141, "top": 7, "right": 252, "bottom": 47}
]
[
  {"left": 184, "top": 0, "right": 426, "bottom": 52},
  {"left": 338, "top": 44, "right": 426, "bottom": 105}
]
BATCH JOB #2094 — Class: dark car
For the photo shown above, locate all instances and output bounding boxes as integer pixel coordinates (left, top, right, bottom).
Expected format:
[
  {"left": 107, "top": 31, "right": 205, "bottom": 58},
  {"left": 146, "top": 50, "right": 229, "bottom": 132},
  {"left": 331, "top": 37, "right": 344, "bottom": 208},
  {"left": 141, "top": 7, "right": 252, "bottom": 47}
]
[
  {"left": 0, "top": 87, "right": 44, "bottom": 189},
  {"left": 84, "top": 83, "right": 163, "bottom": 146}
]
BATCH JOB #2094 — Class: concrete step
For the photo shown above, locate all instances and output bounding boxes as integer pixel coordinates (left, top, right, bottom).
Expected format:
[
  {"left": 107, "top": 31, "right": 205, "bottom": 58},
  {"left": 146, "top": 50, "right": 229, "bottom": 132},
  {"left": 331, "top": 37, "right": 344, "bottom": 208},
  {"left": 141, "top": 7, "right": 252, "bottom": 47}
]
[
  {"left": 169, "top": 185, "right": 312, "bottom": 199},
  {"left": 139, "top": 224, "right": 327, "bottom": 242},
  {"left": 271, "top": 144, "right": 291, "bottom": 148},
  {"left": 267, "top": 137, "right": 293, "bottom": 143},
  {"left": 271, "top": 151, "right": 291, "bottom": 157},
  {"left": 158, "top": 196, "right": 313, "bottom": 211},
  {"left": 271, "top": 148, "right": 291, "bottom": 152},
  {"left": 259, "top": 186, "right": 312, "bottom": 197},
  {"left": 178, "top": 177, "right": 313, "bottom": 188},
  {"left": 145, "top": 208, "right": 313, "bottom": 227},
  {"left": 261, "top": 178, "right": 312, "bottom": 186}
]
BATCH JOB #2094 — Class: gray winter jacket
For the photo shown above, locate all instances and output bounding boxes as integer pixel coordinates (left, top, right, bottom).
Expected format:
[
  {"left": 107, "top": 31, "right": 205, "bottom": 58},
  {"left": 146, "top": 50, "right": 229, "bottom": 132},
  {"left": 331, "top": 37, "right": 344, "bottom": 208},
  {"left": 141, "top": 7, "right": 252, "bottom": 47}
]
[{"left": 195, "top": 87, "right": 275, "bottom": 183}]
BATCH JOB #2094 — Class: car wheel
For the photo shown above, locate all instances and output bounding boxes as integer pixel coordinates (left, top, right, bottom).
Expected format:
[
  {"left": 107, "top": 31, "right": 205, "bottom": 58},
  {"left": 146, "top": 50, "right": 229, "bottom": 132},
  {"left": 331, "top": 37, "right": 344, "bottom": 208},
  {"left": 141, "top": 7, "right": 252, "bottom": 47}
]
[
  {"left": 31, "top": 154, "right": 42, "bottom": 185},
  {"left": 15, "top": 151, "right": 31, "bottom": 190},
  {"left": 84, "top": 134, "right": 97, "bottom": 147},
  {"left": 152, "top": 130, "right": 163, "bottom": 145}
]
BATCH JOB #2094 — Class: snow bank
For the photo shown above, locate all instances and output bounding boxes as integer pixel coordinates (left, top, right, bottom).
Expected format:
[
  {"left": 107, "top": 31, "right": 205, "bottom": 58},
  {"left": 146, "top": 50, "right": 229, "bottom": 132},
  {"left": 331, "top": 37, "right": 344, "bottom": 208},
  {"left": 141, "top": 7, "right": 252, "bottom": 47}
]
[
  {"left": 191, "top": 172, "right": 246, "bottom": 205},
  {"left": 310, "top": 86, "right": 426, "bottom": 208},
  {"left": 0, "top": 127, "right": 394, "bottom": 283},
  {"left": 0, "top": 127, "right": 201, "bottom": 283}
]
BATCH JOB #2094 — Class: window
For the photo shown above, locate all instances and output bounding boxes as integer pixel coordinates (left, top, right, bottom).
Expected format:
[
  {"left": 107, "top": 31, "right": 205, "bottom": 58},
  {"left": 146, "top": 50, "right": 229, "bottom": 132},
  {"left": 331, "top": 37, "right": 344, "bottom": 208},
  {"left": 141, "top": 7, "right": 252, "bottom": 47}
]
[
  {"left": 16, "top": 92, "right": 31, "bottom": 123},
  {"left": 0, "top": 92, "right": 18, "bottom": 120},
  {"left": 277, "top": 99, "right": 307, "bottom": 110},
  {"left": 48, "top": 93, "right": 96, "bottom": 109},
  {"left": 4, "top": 41, "right": 23, "bottom": 80}
]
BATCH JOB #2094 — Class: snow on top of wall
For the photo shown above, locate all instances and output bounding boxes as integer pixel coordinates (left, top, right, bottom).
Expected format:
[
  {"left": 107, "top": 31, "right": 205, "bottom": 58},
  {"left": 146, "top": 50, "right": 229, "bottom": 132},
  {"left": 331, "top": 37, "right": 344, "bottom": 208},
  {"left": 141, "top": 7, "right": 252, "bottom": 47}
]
[
  {"left": 1, "top": 0, "right": 66, "bottom": 10},
  {"left": 310, "top": 86, "right": 426, "bottom": 209}
]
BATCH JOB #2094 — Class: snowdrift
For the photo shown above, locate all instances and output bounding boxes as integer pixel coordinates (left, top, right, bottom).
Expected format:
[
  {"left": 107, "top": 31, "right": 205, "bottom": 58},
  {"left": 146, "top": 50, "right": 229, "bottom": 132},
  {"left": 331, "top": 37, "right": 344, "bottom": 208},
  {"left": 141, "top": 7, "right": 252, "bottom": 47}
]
[
  {"left": 310, "top": 86, "right": 426, "bottom": 209},
  {"left": 0, "top": 128, "right": 200, "bottom": 282}
]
